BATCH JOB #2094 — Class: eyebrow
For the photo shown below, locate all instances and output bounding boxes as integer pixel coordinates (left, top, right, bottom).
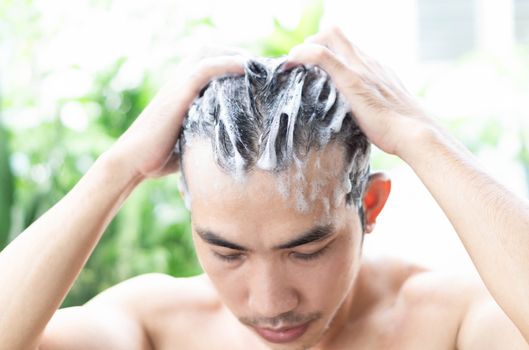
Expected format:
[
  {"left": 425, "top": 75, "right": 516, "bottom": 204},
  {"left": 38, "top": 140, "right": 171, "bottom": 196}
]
[
  {"left": 195, "top": 224, "right": 335, "bottom": 251},
  {"left": 275, "top": 224, "right": 335, "bottom": 249},
  {"left": 196, "top": 229, "right": 249, "bottom": 251}
]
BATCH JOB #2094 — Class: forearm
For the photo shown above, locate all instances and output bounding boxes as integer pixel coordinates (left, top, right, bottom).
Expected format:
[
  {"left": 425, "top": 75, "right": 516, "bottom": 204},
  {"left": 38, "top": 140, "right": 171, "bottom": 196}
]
[
  {"left": 285, "top": 26, "right": 529, "bottom": 342},
  {"left": 0, "top": 151, "right": 143, "bottom": 349},
  {"left": 401, "top": 122, "right": 529, "bottom": 340}
]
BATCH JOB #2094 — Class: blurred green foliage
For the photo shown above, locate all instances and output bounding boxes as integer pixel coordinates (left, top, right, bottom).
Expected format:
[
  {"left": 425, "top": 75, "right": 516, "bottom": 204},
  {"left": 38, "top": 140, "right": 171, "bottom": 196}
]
[
  {"left": 0, "top": 0, "right": 323, "bottom": 307},
  {"left": 258, "top": 0, "right": 323, "bottom": 57},
  {"left": 0, "top": 121, "right": 14, "bottom": 248},
  {"left": 2, "top": 0, "right": 528, "bottom": 309}
]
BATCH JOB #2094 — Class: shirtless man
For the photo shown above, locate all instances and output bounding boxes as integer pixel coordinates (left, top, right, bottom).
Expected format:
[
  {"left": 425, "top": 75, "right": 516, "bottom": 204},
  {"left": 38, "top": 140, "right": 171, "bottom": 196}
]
[{"left": 1, "top": 27, "right": 529, "bottom": 350}]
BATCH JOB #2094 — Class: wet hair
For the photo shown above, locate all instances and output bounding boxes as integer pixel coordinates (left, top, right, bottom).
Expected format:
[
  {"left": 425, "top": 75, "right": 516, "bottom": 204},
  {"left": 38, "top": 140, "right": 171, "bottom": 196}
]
[{"left": 176, "top": 57, "right": 370, "bottom": 214}]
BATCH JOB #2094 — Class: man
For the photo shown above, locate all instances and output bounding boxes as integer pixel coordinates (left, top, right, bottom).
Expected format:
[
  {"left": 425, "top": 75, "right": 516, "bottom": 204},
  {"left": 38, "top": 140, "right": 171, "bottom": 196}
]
[{"left": 1, "top": 27, "right": 528, "bottom": 349}]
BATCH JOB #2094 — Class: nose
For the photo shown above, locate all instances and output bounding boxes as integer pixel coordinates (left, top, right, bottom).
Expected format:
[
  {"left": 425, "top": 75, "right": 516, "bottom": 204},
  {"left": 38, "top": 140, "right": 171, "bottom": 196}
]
[{"left": 247, "top": 259, "right": 299, "bottom": 319}]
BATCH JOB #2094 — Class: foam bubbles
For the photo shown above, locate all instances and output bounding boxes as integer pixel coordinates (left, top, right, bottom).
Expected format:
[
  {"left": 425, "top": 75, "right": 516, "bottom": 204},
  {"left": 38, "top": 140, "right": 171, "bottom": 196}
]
[{"left": 177, "top": 56, "right": 371, "bottom": 214}]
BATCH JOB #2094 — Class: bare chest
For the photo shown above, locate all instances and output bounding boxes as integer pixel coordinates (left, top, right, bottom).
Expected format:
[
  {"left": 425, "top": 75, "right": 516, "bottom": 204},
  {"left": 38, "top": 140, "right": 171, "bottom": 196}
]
[
  {"left": 326, "top": 307, "right": 459, "bottom": 350},
  {"left": 153, "top": 304, "right": 459, "bottom": 350}
]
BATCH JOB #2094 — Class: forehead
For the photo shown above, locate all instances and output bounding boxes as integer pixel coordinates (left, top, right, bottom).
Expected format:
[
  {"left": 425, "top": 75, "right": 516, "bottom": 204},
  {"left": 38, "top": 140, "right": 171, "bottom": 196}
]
[{"left": 181, "top": 139, "right": 351, "bottom": 236}]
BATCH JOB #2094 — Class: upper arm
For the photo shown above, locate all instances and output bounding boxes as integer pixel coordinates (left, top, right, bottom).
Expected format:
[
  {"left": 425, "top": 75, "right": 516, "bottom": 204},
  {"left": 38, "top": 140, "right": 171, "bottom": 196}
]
[
  {"left": 38, "top": 273, "right": 213, "bottom": 350},
  {"left": 38, "top": 275, "right": 161, "bottom": 350},
  {"left": 39, "top": 304, "right": 151, "bottom": 350},
  {"left": 457, "top": 296, "right": 529, "bottom": 350}
]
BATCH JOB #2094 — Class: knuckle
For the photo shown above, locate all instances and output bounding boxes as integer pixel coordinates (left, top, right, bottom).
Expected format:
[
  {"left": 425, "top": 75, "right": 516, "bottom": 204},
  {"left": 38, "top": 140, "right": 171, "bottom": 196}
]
[
  {"left": 309, "top": 45, "right": 331, "bottom": 62},
  {"left": 194, "top": 59, "right": 210, "bottom": 75},
  {"left": 328, "top": 26, "right": 344, "bottom": 38},
  {"left": 188, "top": 59, "right": 212, "bottom": 81},
  {"left": 341, "top": 68, "right": 365, "bottom": 88},
  {"left": 320, "top": 26, "right": 346, "bottom": 42}
]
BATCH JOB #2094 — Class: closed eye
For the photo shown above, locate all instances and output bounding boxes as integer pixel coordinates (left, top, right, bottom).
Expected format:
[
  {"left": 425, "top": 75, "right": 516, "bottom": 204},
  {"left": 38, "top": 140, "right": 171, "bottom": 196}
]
[
  {"left": 290, "top": 244, "right": 331, "bottom": 261},
  {"left": 213, "top": 251, "right": 244, "bottom": 263}
]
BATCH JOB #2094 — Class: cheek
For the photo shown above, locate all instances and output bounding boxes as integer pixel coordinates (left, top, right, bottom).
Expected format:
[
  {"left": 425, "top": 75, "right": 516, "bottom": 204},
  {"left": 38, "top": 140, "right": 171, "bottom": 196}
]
[
  {"left": 193, "top": 242, "right": 247, "bottom": 309},
  {"left": 193, "top": 241, "right": 223, "bottom": 277},
  {"left": 192, "top": 238, "right": 229, "bottom": 285},
  {"left": 192, "top": 236, "right": 207, "bottom": 269},
  {"left": 295, "top": 233, "right": 360, "bottom": 310}
]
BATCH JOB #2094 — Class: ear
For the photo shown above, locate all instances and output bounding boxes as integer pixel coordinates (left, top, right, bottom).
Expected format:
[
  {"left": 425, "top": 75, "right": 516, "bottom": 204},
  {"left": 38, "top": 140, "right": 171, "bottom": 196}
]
[
  {"left": 177, "top": 172, "right": 192, "bottom": 210},
  {"left": 362, "top": 172, "right": 391, "bottom": 234},
  {"left": 177, "top": 172, "right": 186, "bottom": 198}
]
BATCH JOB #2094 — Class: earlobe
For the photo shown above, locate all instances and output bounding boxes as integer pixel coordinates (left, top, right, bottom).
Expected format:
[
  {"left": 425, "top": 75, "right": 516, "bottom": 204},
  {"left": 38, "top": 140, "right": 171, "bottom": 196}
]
[{"left": 362, "top": 172, "right": 391, "bottom": 233}]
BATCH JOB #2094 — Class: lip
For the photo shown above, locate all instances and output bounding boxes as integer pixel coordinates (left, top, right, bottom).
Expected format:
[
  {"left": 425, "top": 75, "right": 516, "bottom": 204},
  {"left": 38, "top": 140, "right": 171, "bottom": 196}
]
[{"left": 253, "top": 322, "right": 310, "bottom": 343}]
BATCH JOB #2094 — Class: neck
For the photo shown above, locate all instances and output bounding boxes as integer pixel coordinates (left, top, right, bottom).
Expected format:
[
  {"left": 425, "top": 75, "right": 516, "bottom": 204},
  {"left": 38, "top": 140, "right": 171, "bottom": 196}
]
[{"left": 315, "top": 258, "right": 379, "bottom": 348}]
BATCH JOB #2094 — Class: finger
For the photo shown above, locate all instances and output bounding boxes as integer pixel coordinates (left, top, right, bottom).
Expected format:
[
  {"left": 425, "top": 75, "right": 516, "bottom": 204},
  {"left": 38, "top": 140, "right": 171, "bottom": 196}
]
[
  {"left": 144, "top": 55, "right": 247, "bottom": 125},
  {"left": 306, "top": 27, "right": 371, "bottom": 68},
  {"left": 173, "top": 54, "right": 246, "bottom": 110},
  {"left": 185, "top": 55, "right": 246, "bottom": 97},
  {"left": 286, "top": 43, "right": 361, "bottom": 90}
]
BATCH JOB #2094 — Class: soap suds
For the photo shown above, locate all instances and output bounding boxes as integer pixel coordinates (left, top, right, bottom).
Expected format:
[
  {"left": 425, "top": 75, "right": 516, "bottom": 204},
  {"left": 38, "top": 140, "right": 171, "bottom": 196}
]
[{"left": 176, "top": 56, "right": 371, "bottom": 214}]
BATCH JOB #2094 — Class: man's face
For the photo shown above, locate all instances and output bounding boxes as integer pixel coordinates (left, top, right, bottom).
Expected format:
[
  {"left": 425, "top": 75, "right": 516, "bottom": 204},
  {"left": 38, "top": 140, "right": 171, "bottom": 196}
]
[{"left": 182, "top": 139, "right": 364, "bottom": 350}]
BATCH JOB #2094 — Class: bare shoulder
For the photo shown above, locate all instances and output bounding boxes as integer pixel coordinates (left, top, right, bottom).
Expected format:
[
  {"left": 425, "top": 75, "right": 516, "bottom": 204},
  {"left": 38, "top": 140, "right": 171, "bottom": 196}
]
[
  {"left": 398, "top": 268, "right": 529, "bottom": 349},
  {"left": 363, "top": 256, "right": 485, "bottom": 304},
  {"left": 364, "top": 257, "right": 491, "bottom": 345},
  {"left": 393, "top": 261, "right": 489, "bottom": 323},
  {"left": 40, "top": 273, "right": 218, "bottom": 350},
  {"left": 89, "top": 273, "right": 223, "bottom": 347},
  {"left": 388, "top": 260, "right": 528, "bottom": 348},
  {"left": 89, "top": 272, "right": 219, "bottom": 310},
  {"left": 398, "top": 266, "right": 485, "bottom": 304}
]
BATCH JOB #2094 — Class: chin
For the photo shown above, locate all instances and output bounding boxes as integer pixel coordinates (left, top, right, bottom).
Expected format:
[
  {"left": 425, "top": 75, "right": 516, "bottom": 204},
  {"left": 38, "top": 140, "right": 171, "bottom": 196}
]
[
  {"left": 264, "top": 340, "right": 318, "bottom": 350},
  {"left": 259, "top": 319, "right": 332, "bottom": 350}
]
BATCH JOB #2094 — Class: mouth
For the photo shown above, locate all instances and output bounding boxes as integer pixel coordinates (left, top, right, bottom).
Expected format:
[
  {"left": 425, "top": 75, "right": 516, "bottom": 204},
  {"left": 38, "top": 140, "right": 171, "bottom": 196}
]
[{"left": 252, "top": 321, "right": 311, "bottom": 343}]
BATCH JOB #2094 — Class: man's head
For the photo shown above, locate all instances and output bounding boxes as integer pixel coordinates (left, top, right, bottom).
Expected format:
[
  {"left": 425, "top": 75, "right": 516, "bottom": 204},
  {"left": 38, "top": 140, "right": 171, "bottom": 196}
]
[{"left": 176, "top": 57, "right": 390, "bottom": 349}]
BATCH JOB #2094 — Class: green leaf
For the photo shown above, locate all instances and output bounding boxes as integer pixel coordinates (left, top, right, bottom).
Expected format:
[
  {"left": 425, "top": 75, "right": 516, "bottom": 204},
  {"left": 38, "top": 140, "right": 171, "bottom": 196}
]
[
  {"left": 0, "top": 122, "right": 14, "bottom": 248},
  {"left": 188, "top": 17, "right": 215, "bottom": 28},
  {"left": 296, "top": 0, "right": 324, "bottom": 39},
  {"left": 259, "top": 0, "right": 324, "bottom": 57}
]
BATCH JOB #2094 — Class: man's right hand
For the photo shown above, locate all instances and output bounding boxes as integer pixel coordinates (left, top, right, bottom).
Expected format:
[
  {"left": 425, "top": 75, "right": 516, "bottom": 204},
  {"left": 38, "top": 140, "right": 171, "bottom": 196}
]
[
  {"left": 106, "top": 50, "right": 246, "bottom": 180},
  {"left": 0, "top": 49, "right": 245, "bottom": 350}
]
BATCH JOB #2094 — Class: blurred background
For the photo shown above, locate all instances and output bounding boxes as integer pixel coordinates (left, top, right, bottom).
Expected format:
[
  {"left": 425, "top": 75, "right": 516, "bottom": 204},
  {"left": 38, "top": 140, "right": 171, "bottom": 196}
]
[{"left": 0, "top": 0, "right": 528, "bottom": 307}]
